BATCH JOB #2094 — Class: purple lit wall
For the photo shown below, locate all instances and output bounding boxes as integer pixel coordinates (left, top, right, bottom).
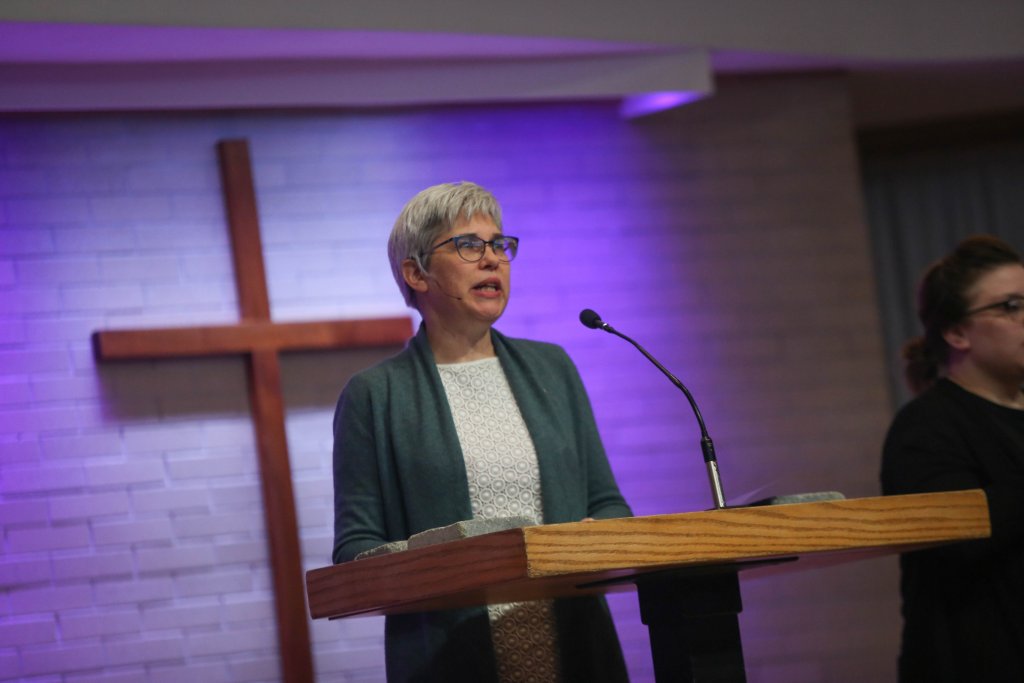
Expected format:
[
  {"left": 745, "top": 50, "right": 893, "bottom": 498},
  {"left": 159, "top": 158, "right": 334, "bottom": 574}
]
[{"left": 0, "top": 74, "right": 895, "bottom": 682}]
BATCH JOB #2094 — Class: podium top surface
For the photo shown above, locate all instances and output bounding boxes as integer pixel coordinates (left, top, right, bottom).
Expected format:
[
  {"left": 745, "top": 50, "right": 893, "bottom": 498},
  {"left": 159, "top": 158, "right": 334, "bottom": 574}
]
[{"left": 306, "top": 489, "right": 989, "bottom": 620}]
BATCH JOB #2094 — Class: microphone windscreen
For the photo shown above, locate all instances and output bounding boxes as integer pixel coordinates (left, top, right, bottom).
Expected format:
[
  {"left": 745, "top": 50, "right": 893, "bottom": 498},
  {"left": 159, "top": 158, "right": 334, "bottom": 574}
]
[{"left": 579, "top": 309, "right": 603, "bottom": 329}]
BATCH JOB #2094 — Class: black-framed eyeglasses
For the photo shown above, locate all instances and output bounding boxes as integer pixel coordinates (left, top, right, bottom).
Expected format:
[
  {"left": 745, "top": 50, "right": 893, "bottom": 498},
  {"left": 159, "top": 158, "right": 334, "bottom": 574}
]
[
  {"left": 423, "top": 234, "right": 519, "bottom": 263},
  {"left": 964, "top": 295, "right": 1024, "bottom": 320}
]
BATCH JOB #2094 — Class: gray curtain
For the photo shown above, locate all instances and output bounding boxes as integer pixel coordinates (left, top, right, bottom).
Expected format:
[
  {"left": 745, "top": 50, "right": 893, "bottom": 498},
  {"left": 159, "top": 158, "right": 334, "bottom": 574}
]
[{"left": 861, "top": 131, "right": 1024, "bottom": 406}]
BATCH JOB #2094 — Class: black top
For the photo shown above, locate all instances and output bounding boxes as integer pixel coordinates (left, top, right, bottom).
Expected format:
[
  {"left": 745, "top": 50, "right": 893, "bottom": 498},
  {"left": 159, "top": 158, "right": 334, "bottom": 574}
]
[{"left": 881, "top": 379, "right": 1024, "bottom": 683}]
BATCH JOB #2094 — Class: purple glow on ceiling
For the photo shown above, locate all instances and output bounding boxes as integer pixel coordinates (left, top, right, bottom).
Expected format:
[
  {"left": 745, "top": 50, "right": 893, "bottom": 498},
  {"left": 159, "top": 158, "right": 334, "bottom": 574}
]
[
  {"left": 0, "top": 21, "right": 661, "bottom": 63},
  {"left": 619, "top": 91, "right": 708, "bottom": 118}
]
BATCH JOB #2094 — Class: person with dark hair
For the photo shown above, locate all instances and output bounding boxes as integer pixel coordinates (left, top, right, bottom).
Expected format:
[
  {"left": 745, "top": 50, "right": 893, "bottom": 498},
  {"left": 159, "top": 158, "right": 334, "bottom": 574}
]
[
  {"left": 332, "top": 182, "right": 632, "bottom": 683},
  {"left": 881, "top": 235, "right": 1024, "bottom": 682}
]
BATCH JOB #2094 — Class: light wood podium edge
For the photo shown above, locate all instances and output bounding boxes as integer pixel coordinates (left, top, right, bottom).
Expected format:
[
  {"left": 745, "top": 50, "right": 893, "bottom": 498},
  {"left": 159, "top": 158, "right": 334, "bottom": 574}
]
[{"left": 306, "top": 489, "right": 989, "bottom": 619}]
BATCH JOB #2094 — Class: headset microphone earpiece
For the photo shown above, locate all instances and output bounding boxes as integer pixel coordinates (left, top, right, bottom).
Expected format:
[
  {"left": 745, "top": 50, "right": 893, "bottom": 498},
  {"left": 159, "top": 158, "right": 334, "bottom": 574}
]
[
  {"left": 434, "top": 277, "right": 464, "bottom": 301},
  {"left": 416, "top": 257, "right": 463, "bottom": 301}
]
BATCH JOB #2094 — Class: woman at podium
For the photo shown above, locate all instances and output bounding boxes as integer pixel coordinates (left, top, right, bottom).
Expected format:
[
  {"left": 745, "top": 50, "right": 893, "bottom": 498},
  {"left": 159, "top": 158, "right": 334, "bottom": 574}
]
[
  {"left": 332, "top": 182, "right": 633, "bottom": 683},
  {"left": 881, "top": 235, "right": 1024, "bottom": 682}
]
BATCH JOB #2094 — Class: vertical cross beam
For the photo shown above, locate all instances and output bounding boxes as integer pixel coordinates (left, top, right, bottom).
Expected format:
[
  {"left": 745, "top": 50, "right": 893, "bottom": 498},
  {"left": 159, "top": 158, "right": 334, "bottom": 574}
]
[{"left": 217, "top": 139, "right": 313, "bottom": 683}]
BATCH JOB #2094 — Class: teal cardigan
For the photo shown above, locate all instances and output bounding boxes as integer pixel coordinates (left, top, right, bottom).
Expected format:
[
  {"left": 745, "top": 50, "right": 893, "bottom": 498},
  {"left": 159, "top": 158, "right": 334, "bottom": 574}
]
[{"left": 333, "top": 324, "right": 632, "bottom": 682}]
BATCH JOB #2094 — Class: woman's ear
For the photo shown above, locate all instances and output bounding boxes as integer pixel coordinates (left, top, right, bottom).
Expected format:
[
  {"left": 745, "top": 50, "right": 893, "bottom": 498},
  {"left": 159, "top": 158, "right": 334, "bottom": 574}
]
[
  {"left": 942, "top": 323, "right": 972, "bottom": 352},
  {"left": 402, "top": 258, "right": 429, "bottom": 294}
]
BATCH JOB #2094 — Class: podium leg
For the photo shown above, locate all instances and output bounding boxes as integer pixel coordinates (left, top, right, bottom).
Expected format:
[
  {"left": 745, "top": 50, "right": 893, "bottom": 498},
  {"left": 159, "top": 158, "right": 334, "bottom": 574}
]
[{"left": 636, "top": 571, "right": 747, "bottom": 683}]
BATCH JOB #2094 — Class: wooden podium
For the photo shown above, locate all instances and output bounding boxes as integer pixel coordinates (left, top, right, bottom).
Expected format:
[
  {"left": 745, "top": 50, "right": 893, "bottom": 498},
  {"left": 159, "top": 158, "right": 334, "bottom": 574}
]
[{"left": 306, "top": 490, "right": 989, "bottom": 682}]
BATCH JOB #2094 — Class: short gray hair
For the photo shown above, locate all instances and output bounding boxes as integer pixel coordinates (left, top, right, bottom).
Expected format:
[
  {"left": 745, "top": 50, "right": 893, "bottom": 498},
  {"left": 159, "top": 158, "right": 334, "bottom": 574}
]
[{"left": 387, "top": 182, "right": 503, "bottom": 309}]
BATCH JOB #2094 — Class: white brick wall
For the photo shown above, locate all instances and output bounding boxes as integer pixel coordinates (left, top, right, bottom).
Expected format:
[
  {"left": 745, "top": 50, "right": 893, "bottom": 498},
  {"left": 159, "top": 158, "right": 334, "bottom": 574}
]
[
  {"left": 0, "top": 618, "right": 54, "bottom": 647},
  {"left": 0, "top": 74, "right": 897, "bottom": 682},
  {"left": 61, "top": 611, "right": 141, "bottom": 640},
  {"left": 52, "top": 552, "right": 133, "bottom": 581}
]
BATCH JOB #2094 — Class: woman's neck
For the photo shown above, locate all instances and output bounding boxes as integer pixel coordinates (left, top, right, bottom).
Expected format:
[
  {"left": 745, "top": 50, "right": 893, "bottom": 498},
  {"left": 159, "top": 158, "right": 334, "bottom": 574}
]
[
  {"left": 423, "top": 321, "right": 495, "bottom": 364},
  {"left": 947, "top": 365, "right": 1024, "bottom": 409}
]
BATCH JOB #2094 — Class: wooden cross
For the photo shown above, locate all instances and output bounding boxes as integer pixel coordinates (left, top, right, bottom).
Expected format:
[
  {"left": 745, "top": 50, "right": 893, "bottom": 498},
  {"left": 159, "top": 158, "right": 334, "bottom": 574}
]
[{"left": 93, "top": 139, "right": 412, "bottom": 683}]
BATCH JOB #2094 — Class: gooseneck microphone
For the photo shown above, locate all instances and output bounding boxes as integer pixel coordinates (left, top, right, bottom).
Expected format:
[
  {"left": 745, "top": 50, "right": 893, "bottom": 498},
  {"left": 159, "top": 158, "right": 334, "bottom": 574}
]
[{"left": 579, "top": 308, "right": 727, "bottom": 509}]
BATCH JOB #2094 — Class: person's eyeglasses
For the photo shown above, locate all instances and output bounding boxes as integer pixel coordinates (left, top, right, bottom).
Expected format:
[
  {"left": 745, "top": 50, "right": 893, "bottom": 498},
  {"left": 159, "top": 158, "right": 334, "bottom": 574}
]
[
  {"left": 423, "top": 234, "right": 519, "bottom": 263},
  {"left": 964, "top": 295, "right": 1024, "bottom": 321}
]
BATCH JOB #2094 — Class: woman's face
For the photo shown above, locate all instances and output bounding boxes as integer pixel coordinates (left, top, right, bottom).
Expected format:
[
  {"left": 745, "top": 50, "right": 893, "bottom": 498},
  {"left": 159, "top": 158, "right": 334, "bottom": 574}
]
[
  {"left": 411, "top": 214, "right": 511, "bottom": 330},
  {"left": 949, "top": 263, "right": 1024, "bottom": 382}
]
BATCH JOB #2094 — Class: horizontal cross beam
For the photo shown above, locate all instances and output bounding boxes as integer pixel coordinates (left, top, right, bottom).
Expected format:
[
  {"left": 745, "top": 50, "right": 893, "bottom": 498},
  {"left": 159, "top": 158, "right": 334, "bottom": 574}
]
[{"left": 93, "top": 317, "right": 412, "bottom": 360}]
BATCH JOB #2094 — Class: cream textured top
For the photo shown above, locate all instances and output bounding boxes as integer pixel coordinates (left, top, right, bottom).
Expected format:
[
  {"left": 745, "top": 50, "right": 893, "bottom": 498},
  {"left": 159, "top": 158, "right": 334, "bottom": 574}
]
[{"left": 437, "top": 357, "right": 562, "bottom": 683}]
